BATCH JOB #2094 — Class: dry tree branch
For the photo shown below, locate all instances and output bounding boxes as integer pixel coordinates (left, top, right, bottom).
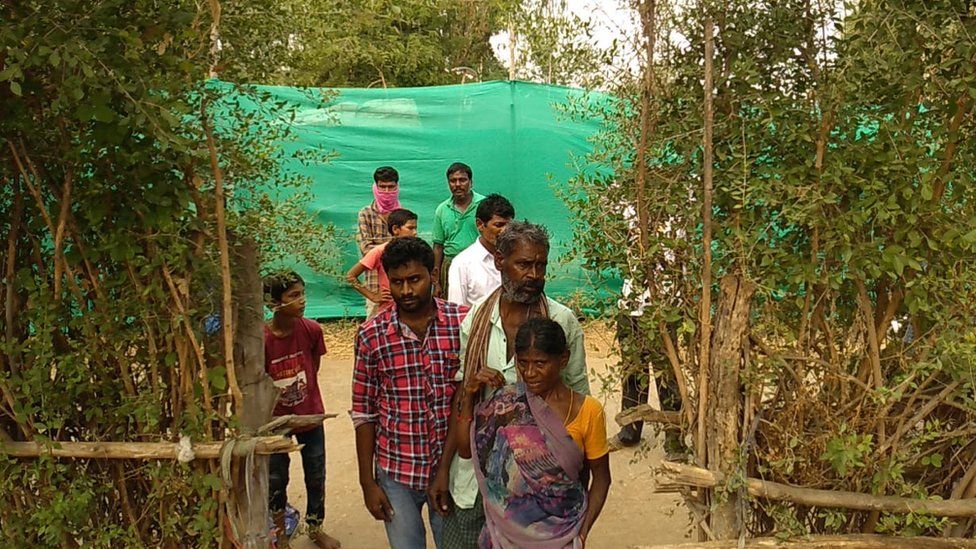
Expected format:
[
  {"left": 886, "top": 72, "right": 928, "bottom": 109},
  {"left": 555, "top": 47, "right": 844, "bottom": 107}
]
[
  {"left": 3, "top": 176, "right": 24, "bottom": 376},
  {"left": 696, "top": 10, "right": 715, "bottom": 465},
  {"left": 658, "top": 461, "right": 976, "bottom": 518},
  {"left": 200, "top": 100, "right": 244, "bottom": 416}
]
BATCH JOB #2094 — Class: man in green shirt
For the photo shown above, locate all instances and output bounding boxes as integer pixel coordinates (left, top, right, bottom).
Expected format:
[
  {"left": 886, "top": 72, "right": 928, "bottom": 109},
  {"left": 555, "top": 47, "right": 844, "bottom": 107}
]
[
  {"left": 432, "top": 162, "right": 484, "bottom": 298},
  {"left": 428, "top": 221, "right": 590, "bottom": 548}
]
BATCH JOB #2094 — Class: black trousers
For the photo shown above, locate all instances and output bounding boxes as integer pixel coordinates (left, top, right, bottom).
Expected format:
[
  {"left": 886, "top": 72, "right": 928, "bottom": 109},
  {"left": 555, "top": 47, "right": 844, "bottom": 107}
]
[
  {"left": 269, "top": 425, "right": 326, "bottom": 526},
  {"left": 617, "top": 314, "right": 682, "bottom": 437}
]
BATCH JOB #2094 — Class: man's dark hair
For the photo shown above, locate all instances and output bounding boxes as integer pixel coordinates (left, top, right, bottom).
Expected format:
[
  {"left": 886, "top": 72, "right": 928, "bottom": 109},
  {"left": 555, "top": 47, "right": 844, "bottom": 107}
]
[
  {"left": 263, "top": 271, "right": 304, "bottom": 302},
  {"left": 387, "top": 208, "right": 417, "bottom": 235},
  {"left": 381, "top": 236, "right": 435, "bottom": 273},
  {"left": 446, "top": 162, "right": 472, "bottom": 179},
  {"left": 515, "top": 318, "right": 568, "bottom": 356},
  {"left": 476, "top": 194, "right": 515, "bottom": 223},
  {"left": 373, "top": 166, "right": 399, "bottom": 183},
  {"left": 495, "top": 220, "right": 550, "bottom": 258}
]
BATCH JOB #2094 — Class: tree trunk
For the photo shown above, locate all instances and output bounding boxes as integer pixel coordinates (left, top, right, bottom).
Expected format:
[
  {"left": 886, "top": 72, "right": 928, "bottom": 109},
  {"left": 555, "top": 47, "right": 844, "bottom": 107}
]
[
  {"left": 705, "top": 275, "right": 754, "bottom": 539},
  {"left": 229, "top": 238, "right": 278, "bottom": 548}
]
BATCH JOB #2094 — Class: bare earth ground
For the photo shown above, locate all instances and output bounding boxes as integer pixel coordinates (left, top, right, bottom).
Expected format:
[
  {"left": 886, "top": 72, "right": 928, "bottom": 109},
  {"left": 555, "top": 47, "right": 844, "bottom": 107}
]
[{"left": 285, "top": 320, "right": 692, "bottom": 549}]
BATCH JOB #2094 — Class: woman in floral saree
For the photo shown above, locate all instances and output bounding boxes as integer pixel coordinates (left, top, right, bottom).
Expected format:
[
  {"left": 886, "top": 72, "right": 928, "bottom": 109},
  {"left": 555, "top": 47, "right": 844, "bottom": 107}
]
[{"left": 457, "top": 318, "right": 611, "bottom": 548}]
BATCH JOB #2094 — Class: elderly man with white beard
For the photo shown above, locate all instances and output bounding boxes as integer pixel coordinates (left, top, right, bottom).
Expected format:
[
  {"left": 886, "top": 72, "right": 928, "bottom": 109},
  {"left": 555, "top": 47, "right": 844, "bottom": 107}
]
[{"left": 428, "top": 220, "right": 591, "bottom": 549}]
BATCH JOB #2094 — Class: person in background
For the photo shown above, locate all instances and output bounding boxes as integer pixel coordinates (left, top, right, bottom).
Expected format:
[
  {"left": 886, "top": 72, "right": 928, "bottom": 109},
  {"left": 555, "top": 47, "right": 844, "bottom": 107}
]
[
  {"left": 346, "top": 208, "right": 418, "bottom": 317},
  {"left": 430, "top": 221, "right": 590, "bottom": 549},
  {"left": 459, "top": 318, "right": 611, "bottom": 547},
  {"left": 351, "top": 237, "right": 468, "bottom": 549},
  {"left": 263, "top": 271, "right": 341, "bottom": 549},
  {"left": 614, "top": 278, "right": 686, "bottom": 458},
  {"left": 432, "top": 162, "right": 484, "bottom": 300},
  {"left": 357, "top": 166, "right": 401, "bottom": 318},
  {"left": 447, "top": 194, "right": 514, "bottom": 309}
]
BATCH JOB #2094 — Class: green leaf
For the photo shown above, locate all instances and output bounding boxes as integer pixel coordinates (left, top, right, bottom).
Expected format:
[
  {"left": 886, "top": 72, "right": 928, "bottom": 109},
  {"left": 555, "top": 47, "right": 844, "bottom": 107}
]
[
  {"left": 9, "top": 81, "right": 21, "bottom": 96},
  {"left": 92, "top": 104, "right": 115, "bottom": 122},
  {"left": 208, "top": 366, "right": 227, "bottom": 391},
  {"left": 920, "top": 182, "right": 933, "bottom": 200}
]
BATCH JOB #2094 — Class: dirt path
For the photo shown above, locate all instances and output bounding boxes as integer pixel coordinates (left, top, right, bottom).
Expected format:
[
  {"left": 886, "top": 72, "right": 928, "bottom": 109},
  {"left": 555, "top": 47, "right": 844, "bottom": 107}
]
[{"left": 285, "top": 322, "right": 692, "bottom": 548}]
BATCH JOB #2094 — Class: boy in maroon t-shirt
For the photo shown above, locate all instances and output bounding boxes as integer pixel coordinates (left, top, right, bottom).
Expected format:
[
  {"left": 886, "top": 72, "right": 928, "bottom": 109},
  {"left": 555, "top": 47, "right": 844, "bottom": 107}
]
[{"left": 264, "top": 272, "right": 340, "bottom": 549}]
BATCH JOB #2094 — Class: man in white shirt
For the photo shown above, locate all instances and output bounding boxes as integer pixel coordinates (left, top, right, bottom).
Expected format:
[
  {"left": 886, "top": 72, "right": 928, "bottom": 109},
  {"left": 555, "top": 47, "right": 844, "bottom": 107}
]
[{"left": 446, "top": 194, "right": 514, "bottom": 308}]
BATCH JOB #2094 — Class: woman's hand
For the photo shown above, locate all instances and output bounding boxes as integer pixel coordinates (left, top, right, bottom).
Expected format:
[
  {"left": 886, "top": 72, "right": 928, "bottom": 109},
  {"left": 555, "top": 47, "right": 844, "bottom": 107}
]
[{"left": 465, "top": 368, "right": 505, "bottom": 395}]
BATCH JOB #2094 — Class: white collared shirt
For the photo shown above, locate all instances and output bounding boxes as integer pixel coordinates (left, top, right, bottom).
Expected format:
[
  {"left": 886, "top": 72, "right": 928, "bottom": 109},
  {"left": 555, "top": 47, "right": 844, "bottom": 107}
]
[{"left": 447, "top": 238, "right": 501, "bottom": 308}]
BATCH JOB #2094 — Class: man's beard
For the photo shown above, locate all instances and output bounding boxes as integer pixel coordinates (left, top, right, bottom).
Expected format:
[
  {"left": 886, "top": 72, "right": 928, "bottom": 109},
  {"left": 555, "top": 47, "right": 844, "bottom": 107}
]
[
  {"left": 501, "top": 278, "right": 544, "bottom": 304},
  {"left": 394, "top": 286, "right": 432, "bottom": 313}
]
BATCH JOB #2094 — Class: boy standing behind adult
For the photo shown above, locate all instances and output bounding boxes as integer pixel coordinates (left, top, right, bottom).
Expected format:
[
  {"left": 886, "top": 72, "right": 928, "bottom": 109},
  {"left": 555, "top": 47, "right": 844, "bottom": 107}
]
[
  {"left": 263, "top": 272, "right": 341, "bottom": 549},
  {"left": 432, "top": 162, "right": 483, "bottom": 300},
  {"left": 346, "top": 208, "right": 418, "bottom": 316},
  {"left": 358, "top": 166, "right": 401, "bottom": 318}
]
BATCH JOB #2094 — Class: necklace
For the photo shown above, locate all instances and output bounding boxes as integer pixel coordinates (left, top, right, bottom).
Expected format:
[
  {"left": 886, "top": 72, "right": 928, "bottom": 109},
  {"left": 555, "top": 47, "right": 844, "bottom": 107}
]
[{"left": 563, "top": 389, "right": 575, "bottom": 426}]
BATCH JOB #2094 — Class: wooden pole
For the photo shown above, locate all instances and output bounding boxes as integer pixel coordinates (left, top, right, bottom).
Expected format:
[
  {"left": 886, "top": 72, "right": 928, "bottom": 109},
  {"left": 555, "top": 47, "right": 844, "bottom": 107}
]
[
  {"left": 696, "top": 11, "right": 715, "bottom": 466},
  {"left": 228, "top": 237, "right": 281, "bottom": 548},
  {"left": 634, "top": 0, "right": 657, "bottom": 260},
  {"left": 658, "top": 461, "right": 976, "bottom": 518},
  {"left": 704, "top": 276, "right": 753, "bottom": 538},
  {"left": 208, "top": 0, "right": 221, "bottom": 79},
  {"left": 0, "top": 437, "right": 298, "bottom": 460},
  {"left": 508, "top": 18, "right": 517, "bottom": 80},
  {"left": 201, "top": 104, "right": 244, "bottom": 415}
]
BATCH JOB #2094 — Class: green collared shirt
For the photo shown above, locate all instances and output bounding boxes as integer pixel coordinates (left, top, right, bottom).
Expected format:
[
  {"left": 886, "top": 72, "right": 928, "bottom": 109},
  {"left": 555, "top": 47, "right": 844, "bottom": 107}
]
[
  {"left": 448, "top": 295, "right": 590, "bottom": 509},
  {"left": 431, "top": 192, "right": 485, "bottom": 257}
]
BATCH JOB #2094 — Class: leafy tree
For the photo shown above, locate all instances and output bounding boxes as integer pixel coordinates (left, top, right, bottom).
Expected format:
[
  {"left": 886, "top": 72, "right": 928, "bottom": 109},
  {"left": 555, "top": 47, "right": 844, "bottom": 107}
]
[
  {"left": 565, "top": 0, "right": 976, "bottom": 538},
  {"left": 507, "top": 0, "right": 615, "bottom": 88},
  {"left": 0, "top": 0, "right": 338, "bottom": 544},
  {"left": 217, "top": 0, "right": 511, "bottom": 86}
]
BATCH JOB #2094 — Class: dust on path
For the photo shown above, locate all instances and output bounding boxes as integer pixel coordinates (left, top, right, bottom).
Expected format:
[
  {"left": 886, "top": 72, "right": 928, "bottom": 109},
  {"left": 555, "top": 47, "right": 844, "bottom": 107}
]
[{"left": 285, "top": 321, "right": 692, "bottom": 548}]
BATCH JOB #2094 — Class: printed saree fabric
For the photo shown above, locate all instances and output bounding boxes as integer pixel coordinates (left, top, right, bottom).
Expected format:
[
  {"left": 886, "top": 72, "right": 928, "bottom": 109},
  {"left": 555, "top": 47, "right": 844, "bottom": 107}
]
[{"left": 471, "top": 383, "right": 587, "bottom": 549}]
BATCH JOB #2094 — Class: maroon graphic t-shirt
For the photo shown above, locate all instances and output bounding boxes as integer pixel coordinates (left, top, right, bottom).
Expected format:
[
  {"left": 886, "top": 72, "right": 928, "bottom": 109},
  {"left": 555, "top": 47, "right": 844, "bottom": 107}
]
[{"left": 264, "top": 318, "right": 327, "bottom": 426}]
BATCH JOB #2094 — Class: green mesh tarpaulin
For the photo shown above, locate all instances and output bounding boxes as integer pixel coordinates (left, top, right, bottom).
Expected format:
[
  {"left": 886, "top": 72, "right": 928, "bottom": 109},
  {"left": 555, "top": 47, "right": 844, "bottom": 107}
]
[{"left": 227, "top": 80, "right": 611, "bottom": 318}]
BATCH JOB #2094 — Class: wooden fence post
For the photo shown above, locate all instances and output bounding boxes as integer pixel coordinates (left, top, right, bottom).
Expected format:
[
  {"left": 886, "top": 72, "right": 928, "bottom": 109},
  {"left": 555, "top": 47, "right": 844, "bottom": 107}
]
[
  {"left": 705, "top": 275, "right": 755, "bottom": 538},
  {"left": 229, "top": 238, "right": 278, "bottom": 548}
]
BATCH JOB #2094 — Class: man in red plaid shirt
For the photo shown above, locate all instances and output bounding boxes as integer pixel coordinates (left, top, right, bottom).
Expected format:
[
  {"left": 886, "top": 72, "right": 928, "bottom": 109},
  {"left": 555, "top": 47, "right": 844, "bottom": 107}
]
[{"left": 352, "top": 236, "right": 468, "bottom": 549}]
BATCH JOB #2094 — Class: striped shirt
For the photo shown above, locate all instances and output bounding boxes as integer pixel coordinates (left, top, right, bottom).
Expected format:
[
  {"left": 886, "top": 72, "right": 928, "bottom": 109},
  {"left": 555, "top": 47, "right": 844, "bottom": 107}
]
[{"left": 351, "top": 298, "right": 469, "bottom": 490}]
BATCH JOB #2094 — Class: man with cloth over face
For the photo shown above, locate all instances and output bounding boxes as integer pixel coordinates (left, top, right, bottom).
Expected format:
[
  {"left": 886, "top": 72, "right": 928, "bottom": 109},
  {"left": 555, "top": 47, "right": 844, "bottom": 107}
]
[
  {"left": 428, "top": 221, "right": 590, "bottom": 548},
  {"left": 352, "top": 237, "right": 468, "bottom": 549},
  {"left": 357, "top": 166, "right": 402, "bottom": 318}
]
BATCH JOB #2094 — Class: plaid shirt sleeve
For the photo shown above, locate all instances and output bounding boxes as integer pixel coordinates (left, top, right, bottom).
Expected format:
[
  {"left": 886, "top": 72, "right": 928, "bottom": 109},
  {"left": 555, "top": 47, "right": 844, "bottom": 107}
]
[
  {"left": 357, "top": 206, "right": 389, "bottom": 255},
  {"left": 351, "top": 326, "right": 380, "bottom": 428},
  {"left": 357, "top": 206, "right": 391, "bottom": 292}
]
